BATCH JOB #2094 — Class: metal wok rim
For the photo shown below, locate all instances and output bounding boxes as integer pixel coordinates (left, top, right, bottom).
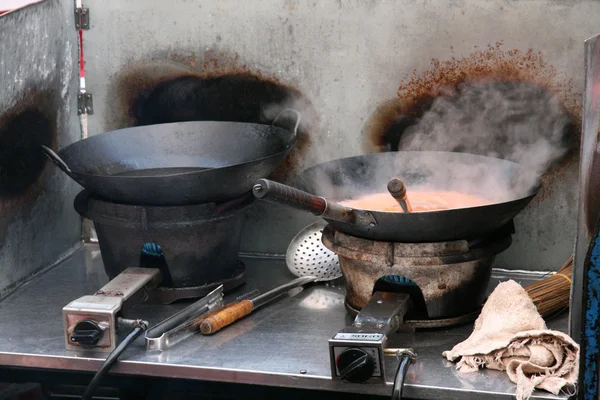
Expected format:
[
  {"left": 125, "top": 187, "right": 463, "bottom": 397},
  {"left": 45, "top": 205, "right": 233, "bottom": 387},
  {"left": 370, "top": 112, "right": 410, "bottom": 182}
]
[
  {"left": 58, "top": 120, "right": 297, "bottom": 179},
  {"left": 294, "top": 150, "right": 542, "bottom": 215}
]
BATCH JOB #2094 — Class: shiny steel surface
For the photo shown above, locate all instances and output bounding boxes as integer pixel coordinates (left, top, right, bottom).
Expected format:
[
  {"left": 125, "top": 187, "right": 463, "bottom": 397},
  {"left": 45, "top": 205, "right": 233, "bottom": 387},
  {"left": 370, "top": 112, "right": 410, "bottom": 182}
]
[
  {"left": 145, "top": 285, "right": 224, "bottom": 351},
  {"left": 250, "top": 275, "right": 316, "bottom": 309},
  {"left": 0, "top": 0, "right": 82, "bottom": 298},
  {"left": 0, "top": 245, "right": 568, "bottom": 399},
  {"left": 571, "top": 33, "right": 600, "bottom": 345}
]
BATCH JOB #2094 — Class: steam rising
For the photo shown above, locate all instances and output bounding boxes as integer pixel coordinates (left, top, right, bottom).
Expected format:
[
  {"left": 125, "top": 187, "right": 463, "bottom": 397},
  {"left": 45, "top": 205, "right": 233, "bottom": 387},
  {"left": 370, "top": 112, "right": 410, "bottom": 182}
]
[
  {"left": 396, "top": 81, "right": 573, "bottom": 200},
  {"left": 261, "top": 96, "right": 317, "bottom": 138},
  {"left": 294, "top": 81, "right": 573, "bottom": 206}
]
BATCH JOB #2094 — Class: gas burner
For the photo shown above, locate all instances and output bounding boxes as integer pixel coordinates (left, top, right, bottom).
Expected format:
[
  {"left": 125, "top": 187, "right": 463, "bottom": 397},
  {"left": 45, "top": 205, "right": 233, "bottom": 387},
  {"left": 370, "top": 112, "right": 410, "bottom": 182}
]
[
  {"left": 322, "top": 222, "right": 514, "bottom": 326},
  {"left": 327, "top": 222, "right": 514, "bottom": 394},
  {"left": 74, "top": 190, "right": 253, "bottom": 300},
  {"left": 64, "top": 191, "right": 255, "bottom": 353}
]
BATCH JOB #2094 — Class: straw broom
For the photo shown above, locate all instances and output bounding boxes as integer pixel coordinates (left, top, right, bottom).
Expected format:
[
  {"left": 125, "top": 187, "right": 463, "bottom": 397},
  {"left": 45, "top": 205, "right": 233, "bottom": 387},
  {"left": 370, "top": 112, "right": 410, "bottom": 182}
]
[{"left": 523, "top": 254, "right": 573, "bottom": 318}]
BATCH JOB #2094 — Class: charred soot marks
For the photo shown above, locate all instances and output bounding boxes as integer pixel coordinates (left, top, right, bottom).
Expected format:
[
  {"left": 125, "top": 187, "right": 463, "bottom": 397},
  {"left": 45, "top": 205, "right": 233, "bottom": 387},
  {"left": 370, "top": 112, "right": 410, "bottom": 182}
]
[
  {"left": 365, "top": 43, "right": 580, "bottom": 152},
  {"left": 111, "top": 53, "right": 315, "bottom": 179},
  {"left": 364, "top": 43, "right": 581, "bottom": 197},
  {"left": 0, "top": 90, "right": 57, "bottom": 199},
  {"left": 134, "top": 74, "right": 297, "bottom": 126},
  {"left": 369, "top": 81, "right": 576, "bottom": 159}
]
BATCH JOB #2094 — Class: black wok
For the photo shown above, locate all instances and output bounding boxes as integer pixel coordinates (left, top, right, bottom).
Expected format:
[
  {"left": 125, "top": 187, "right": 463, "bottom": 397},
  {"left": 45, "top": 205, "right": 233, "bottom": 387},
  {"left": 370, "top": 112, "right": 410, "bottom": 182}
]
[
  {"left": 42, "top": 109, "right": 300, "bottom": 206},
  {"left": 252, "top": 151, "right": 541, "bottom": 242}
]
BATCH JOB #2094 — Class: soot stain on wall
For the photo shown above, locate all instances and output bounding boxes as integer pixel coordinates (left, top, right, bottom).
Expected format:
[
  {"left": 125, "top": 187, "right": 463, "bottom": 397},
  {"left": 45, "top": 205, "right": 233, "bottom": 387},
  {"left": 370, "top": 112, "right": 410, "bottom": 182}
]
[
  {"left": 108, "top": 50, "right": 316, "bottom": 180},
  {"left": 0, "top": 88, "right": 58, "bottom": 200},
  {"left": 0, "top": 87, "right": 59, "bottom": 248},
  {"left": 363, "top": 42, "right": 581, "bottom": 200}
]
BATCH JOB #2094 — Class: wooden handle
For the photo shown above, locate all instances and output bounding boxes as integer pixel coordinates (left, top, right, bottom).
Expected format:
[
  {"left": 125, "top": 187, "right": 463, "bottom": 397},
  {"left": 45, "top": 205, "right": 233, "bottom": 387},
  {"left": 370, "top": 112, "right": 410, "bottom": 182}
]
[
  {"left": 200, "top": 300, "right": 254, "bottom": 335},
  {"left": 387, "top": 178, "right": 413, "bottom": 212},
  {"left": 188, "top": 302, "right": 242, "bottom": 331}
]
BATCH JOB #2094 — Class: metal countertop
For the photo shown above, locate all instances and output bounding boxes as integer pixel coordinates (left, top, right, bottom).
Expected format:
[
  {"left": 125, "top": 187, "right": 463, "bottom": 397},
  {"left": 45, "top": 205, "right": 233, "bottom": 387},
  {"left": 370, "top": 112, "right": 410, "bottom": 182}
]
[{"left": 0, "top": 244, "right": 569, "bottom": 399}]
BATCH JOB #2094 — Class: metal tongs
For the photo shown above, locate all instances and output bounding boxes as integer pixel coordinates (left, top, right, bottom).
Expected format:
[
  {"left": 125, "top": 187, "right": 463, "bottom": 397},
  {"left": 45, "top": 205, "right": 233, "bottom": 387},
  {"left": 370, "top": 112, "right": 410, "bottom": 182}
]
[{"left": 145, "top": 285, "right": 224, "bottom": 351}]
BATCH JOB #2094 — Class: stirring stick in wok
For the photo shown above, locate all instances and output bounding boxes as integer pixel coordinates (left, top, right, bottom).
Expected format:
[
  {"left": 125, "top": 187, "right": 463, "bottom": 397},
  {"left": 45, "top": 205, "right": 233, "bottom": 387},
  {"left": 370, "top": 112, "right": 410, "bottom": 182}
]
[{"left": 387, "top": 178, "right": 413, "bottom": 212}]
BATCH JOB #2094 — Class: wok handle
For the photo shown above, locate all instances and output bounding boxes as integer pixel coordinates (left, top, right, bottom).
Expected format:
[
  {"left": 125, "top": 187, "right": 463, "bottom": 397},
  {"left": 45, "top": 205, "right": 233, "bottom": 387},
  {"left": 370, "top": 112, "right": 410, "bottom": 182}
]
[
  {"left": 272, "top": 108, "right": 302, "bottom": 136},
  {"left": 252, "top": 179, "right": 367, "bottom": 226},
  {"left": 41, "top": 145, "right": 72, "bottom": 176},
  {"left": 252, "top": 178, "right": 327, "bottom": 215}
]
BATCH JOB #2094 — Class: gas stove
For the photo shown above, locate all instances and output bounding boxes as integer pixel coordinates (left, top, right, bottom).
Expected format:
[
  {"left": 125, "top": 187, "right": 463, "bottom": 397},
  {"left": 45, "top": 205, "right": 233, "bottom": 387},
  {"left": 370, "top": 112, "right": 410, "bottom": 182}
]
[
  {"left": 73, "top": 190, "right": 253, "bottom": 303},
  {"left": 322, "top": 222, "right": 514, "bottom": 330},
  {"left": 325, "top": 221, "right": 515, "bottom": 393}
]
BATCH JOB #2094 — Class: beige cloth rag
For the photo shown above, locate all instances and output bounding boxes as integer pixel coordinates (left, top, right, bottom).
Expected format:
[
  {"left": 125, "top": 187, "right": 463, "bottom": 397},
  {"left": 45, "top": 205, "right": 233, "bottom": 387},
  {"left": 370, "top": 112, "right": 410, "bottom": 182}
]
[{"left": 442, "top": 280, "right": 579, "bottom": 400}]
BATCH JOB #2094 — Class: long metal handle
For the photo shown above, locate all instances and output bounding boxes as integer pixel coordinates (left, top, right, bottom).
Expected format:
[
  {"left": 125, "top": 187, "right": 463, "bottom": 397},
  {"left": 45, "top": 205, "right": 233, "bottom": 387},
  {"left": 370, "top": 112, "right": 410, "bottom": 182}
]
[
  {"left": 272, "top": 108, "right": 302, "bottom": 136},
  {"left": 200, "top": 276, "right": 316, "bottom": 335},
  {"left": 41, "top": 145, "right": 73, "bottom": 176},
  {"left": 251, "top": 275, "right": 316, "bottom": 309}
]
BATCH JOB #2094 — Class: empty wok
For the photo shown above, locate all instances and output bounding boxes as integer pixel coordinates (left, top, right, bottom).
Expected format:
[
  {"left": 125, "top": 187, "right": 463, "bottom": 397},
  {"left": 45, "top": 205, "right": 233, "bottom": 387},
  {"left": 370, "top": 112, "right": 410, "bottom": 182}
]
[
  {"left": 252, "top": 151, "right": 541, "bottom": 242},
  {"left": 42, "top": 109, "right": 300, "bottom": 206}
]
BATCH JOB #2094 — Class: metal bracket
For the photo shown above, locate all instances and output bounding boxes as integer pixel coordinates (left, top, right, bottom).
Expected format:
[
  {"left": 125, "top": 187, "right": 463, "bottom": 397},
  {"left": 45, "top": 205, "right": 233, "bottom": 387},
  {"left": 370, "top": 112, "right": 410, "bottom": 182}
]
[
  {"left": 77, "top": 92, "right": 93, "bottom": 115},
  {"left": 353, "top": 292, "right": 411, "bottom": 334},
  {"left": 74, "top": 7, "right": 90, "bottom": 30}
]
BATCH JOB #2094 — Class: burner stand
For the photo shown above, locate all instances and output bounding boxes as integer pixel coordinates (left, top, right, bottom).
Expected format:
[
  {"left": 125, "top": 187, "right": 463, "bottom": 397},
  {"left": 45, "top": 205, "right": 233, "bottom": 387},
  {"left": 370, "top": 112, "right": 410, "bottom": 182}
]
[{"left": 322, "top": 224, "right": 513, "bottom": 324}]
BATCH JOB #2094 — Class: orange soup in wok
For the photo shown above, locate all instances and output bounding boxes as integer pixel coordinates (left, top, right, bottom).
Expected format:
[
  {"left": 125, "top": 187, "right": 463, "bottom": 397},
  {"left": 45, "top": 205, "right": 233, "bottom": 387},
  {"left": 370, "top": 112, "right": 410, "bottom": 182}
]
[{"left": 340, "top": 191, "right": 490, "bottom": 212}]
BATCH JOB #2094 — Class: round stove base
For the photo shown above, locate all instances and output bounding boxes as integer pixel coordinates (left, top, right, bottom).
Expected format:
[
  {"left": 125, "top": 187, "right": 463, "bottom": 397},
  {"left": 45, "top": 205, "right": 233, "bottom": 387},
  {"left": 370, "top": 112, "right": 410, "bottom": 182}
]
[
  {"left": 152, "top": 261, "right": 245, "bottom": 304},
  {"left": 75, "top": 189, "right": 253, "bottom": 291},
  {"left": 322, "top": 223, "right": 513, "bottom": 321},
  {"left": 344, "top": 299, "right": 481, "bottom": 331}
]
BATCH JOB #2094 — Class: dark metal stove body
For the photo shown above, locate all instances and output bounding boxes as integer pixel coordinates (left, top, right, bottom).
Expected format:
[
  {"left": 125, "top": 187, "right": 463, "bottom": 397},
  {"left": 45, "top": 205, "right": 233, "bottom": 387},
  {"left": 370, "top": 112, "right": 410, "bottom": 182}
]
[{"left": 74, "top": 190, "right": 253, "bottom": 302}]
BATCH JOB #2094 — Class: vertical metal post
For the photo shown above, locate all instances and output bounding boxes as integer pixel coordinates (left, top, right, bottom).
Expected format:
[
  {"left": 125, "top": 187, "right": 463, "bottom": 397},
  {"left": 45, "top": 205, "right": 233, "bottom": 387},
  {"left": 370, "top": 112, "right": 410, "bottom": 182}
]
[{"left": 574, "top": 33, "right": 600, "bottom": 400}]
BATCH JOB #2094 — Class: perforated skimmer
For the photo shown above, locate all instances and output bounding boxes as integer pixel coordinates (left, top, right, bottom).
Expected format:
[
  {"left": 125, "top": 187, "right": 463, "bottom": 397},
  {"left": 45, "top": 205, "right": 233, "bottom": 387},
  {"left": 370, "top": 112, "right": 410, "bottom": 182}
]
[{"left": 285, "top": 220, "right": 342, "bottom": 281}]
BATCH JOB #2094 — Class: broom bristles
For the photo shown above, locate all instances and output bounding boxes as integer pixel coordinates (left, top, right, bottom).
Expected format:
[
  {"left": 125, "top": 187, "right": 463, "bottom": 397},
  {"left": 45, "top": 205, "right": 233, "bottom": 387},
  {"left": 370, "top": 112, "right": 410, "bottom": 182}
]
[{"left": 523, "top": 254, "right": 573, "bottom": 318}]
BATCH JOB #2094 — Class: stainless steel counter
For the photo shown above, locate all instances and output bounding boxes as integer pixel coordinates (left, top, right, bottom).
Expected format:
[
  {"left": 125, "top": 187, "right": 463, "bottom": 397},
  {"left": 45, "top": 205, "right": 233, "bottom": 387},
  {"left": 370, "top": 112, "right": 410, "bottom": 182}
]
[{"left": 0, "top": 244, "right": 569, "bottom": 399}]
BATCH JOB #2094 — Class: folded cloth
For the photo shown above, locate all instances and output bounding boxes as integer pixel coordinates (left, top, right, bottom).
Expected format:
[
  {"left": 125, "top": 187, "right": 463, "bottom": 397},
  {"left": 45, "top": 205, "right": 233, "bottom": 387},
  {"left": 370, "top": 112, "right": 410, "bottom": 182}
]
[{"left": 442, "top": 280, "right": 579, "bottom": 400}]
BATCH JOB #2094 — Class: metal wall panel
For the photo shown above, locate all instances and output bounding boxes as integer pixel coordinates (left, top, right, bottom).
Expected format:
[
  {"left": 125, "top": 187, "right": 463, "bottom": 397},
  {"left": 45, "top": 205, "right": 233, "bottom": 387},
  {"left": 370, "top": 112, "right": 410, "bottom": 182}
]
[
  {"left": 82, "top": 0, "right": 600, "bottom": 271},
  {"left": 0, "top": 0, "right": 82, "bottom": 297}
]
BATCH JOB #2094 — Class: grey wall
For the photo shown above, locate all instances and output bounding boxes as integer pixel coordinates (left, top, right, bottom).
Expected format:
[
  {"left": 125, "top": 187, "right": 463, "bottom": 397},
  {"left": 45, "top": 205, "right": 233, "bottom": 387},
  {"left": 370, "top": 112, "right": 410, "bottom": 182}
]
[
  {"left": 0, "top": 0, "right": 82, "bottom": 297},
  {"left": 81, "top": 0, "right": 600, "bottom": 271}
]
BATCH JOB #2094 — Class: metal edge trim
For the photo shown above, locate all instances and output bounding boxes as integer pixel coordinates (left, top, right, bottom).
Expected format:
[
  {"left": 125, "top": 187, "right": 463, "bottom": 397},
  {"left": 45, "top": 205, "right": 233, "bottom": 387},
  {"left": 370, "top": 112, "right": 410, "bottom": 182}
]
[{"left": 0, "top": 352, "right": 565, "bottom": 399}]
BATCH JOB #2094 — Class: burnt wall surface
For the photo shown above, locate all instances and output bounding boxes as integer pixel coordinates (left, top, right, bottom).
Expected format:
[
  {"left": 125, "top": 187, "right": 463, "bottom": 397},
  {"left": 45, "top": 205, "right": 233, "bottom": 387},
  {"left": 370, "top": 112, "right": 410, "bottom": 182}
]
[
  {"left": 0, "top": 0, "right": 82, "bottom": 297},
  {"left": 82, "top": 0, "right": 600, "bottom": 271}
]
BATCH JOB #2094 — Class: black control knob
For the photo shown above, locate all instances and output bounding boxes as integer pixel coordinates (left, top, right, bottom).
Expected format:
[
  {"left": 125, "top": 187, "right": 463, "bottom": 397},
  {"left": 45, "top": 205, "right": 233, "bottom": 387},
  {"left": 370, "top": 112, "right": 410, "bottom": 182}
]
[
  {"left": 70, "top": 319, "right": 103, "bottom": 347},
  {"left": 336, "top": 348, "right": 375, "bottom": 383}
]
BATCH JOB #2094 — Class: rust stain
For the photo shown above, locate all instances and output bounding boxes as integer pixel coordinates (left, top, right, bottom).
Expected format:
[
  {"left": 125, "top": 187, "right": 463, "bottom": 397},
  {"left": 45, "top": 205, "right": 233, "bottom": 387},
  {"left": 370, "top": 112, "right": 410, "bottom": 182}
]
[
  {"left": 108, "top": 49, "right": 315, "bottom": 182},
  {"left": 364, "top": 42, "right": 582, "bottom": 203}
]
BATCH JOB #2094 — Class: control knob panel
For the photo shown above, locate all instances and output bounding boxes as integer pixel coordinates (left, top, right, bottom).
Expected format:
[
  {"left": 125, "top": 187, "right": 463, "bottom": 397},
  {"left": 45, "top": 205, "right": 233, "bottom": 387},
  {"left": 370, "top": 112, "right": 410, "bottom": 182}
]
[{"left": 69, "top": 319, "right": 104, "bottom": 348}]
